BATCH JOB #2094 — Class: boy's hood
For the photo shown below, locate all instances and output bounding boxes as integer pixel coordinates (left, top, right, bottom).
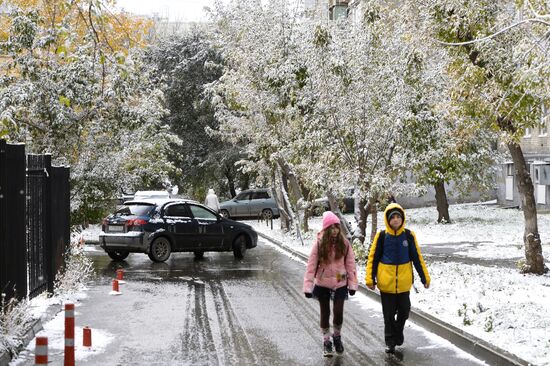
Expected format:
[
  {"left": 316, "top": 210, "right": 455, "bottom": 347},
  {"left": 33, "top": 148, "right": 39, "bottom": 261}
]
[{"left": 383, "top": 203, "right": 406, "bottom": 235}]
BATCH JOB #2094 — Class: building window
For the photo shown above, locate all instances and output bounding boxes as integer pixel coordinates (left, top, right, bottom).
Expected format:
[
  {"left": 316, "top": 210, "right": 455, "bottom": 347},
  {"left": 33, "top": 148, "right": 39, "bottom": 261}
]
[
  {"left": 541, "top": 103, "right": 549, "bottom": 136},
  {"left": 506, "top": 163, "right": 514, "bottom": 176},
  {"left": 540, "top": 122, "right": 547, "bottom": 137},
  {"left": 524, "top": 127, "right": 531, "bottom": 138}
]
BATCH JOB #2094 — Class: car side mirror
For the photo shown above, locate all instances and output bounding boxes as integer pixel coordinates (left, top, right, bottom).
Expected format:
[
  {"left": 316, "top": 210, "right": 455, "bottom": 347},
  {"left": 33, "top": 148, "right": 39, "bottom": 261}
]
[{"left": 232, "top": 198, "right": 238, "bottom": 202}]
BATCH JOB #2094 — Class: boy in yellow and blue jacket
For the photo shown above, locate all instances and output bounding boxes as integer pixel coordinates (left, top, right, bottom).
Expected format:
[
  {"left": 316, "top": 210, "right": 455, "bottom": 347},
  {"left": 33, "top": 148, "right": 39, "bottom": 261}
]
[{"left": 365, "top": 203, "right": 430, "bottom": 354}]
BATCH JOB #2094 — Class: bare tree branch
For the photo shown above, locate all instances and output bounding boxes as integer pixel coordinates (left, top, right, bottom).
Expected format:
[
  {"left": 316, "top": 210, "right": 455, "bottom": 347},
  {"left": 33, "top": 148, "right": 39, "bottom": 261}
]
[{"left": 434, "top": 18, "right": 550, "bottom": 47}]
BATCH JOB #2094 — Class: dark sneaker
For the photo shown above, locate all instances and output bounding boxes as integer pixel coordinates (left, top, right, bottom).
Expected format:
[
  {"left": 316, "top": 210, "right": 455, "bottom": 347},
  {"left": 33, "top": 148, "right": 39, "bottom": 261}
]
[
  {"left": 333, "top": 335, "right": 344, "bottom": 355},
  {"left": 323, "top": 340, "right": 334, "bottom": 357},
  {"left": 385, "top": 345, "right": 395, "bottom": 354}
]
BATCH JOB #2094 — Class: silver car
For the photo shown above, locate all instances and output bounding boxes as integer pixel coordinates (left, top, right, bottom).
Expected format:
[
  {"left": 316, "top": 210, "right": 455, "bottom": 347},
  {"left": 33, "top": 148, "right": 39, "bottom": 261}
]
[{"left": 219, "top": 188, "right": 280, "bottom": 219}]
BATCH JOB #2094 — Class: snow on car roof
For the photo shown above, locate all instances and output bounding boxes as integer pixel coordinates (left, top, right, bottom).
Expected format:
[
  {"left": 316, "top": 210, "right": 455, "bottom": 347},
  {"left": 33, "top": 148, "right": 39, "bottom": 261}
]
[
  {"left": 124, "top": 198, "right": 200, "bottom": 206},
  {"left": 134, "top": 190, "right": 170, "bottom": 195}
]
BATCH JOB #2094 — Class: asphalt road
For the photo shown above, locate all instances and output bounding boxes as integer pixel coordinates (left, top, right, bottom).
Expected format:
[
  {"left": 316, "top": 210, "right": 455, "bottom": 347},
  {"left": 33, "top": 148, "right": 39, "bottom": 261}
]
[{"left": 15, "top": 239, "right": 485, "bottom": 366}]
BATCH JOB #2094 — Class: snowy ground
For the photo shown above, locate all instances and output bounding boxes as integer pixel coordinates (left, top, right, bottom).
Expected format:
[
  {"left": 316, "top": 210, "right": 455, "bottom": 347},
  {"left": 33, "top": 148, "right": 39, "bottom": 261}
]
[
  {"left": 248, "top": 202, "right": 550, "bottom": 366},
  {"left": 10, "top": 202, "right": 548, "bottom": 365}
]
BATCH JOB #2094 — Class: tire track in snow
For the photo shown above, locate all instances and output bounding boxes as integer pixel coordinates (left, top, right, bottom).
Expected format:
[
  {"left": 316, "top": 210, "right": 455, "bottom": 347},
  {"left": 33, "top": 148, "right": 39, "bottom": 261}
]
[
  {"left": 176, "top": 280, "right": 218, "bottom": 365},
  {"left": 278, "top": 278, "right": 380, "bottom": 365},
  {"left": 209, "top": 279, "right": 257, "bottom": 366}
]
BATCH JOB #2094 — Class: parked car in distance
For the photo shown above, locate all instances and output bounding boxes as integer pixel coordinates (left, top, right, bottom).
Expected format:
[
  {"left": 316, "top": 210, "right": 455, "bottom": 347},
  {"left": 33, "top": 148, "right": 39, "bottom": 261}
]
[
  {"left": 116, "top": 190, "right": 171, "bottom": 205},
  {"left": 219, "top": 188, "right": 280, "bottom": 220},
  {"left": 311, "top": 188, "right": 355, "bottom": 215},
  {"left": 99, "top": 198, "right": 258, "bottom": 262}
]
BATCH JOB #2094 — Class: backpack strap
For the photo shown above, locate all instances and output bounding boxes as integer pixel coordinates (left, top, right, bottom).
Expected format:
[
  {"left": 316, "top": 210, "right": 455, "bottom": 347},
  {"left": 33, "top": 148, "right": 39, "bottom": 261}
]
[
  {"left": 404, "top": 228, "right": 414, "bottom": 255},
  {"left": 376, "top": 230, "right": 385, "bottom": 254},
  {"left": 405, "top": 228, "right": 415, "bottom": 283}
]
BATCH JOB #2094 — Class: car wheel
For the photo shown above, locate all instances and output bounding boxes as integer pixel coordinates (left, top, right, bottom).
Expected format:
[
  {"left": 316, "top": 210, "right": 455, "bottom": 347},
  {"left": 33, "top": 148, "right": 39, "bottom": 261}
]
[
  {"left": 220, "top": 209, "right": 230, "bottom": 218},
  {"left": 107, "top": 250, "right": 129, "bottom": 261},
  {"left": 233, "top": 234, "right": 247, "bottom": 259},
  {"left": 149, "top": 237, "right": 171, "bottom": 262},
  {"left": 261, "top": 209, "right": 273, "bottom": 220},
  {"left": 194, "top": 251, "right": 204, "bottom": 259}
]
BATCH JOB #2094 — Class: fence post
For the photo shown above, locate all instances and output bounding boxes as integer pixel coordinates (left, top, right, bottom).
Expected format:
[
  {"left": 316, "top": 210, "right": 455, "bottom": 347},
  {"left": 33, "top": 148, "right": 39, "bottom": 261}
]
[
  {"left": 49, "top": 165, "right": 69, "bottom": 293},
  {"left": 0, "top": 140, "right": 27, "bottom": 301},
  {"left": 43, "top": 155, "right": 54, "bottom": 294}
]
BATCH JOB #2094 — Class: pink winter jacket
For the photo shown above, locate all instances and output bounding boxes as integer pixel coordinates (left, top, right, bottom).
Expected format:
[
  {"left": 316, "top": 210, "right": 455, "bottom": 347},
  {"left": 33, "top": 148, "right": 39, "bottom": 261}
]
[{"left": 303, "top": 233, "right": 359, "bottom": 293}]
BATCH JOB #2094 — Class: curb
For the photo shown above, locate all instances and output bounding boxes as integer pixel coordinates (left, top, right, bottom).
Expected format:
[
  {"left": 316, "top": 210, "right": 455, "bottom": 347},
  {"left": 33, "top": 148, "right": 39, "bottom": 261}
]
[
  {"left": 0, "top": 301, "right": 62, "bottom": 366},
  {"left": 257, "top": 231, "right": 532, "bottom": 366}
]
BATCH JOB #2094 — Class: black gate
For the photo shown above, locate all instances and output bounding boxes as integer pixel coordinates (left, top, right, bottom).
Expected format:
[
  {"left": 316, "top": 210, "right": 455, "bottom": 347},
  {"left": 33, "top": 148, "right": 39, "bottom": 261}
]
[
  {"left": 0, "top": 140, "right": 70, "bottom": 302},
  {"left": 0, "top": 140, "right": 27, "bottom": 300}
]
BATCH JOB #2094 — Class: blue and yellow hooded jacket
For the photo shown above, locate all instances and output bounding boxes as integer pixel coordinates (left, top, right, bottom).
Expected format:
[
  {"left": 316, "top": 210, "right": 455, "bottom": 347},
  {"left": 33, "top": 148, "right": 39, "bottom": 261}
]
[{"left": 365, "top": 203, "right": 430, "bottom": 294}]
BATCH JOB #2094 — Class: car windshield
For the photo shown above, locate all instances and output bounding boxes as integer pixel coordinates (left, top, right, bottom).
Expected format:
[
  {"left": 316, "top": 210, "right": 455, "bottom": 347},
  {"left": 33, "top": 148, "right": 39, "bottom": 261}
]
[{"left": 114, "top": 203, "right": 155, "bottom": 217}]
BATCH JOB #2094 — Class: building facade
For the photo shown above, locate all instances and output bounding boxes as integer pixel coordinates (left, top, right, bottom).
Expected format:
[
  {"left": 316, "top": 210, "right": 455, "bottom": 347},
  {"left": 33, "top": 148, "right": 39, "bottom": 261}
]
[{"left": 498, "top": 104, "right": 550, "bottom": 209}]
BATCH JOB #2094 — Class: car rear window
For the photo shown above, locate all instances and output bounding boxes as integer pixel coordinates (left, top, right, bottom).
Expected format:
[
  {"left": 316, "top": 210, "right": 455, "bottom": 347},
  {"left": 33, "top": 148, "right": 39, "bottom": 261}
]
[
  {"left": 114, "top": 204, "right": 155, "bottom": 217},
  {"left": 252, "top": 191, "right": 270, "bottom": 199}
]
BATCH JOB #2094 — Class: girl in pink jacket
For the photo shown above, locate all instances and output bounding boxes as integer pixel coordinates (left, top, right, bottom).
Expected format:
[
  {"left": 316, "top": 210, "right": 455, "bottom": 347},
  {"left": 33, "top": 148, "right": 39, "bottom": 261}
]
[{"left": 303, "top": 211, "right": 358, "bottom": 357}]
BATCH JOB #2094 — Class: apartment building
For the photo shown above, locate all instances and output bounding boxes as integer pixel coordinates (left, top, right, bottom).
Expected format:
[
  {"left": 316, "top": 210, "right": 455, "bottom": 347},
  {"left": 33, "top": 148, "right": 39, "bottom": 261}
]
[{"left": 499, "top": 104, "right": 550, "bottom": 209}]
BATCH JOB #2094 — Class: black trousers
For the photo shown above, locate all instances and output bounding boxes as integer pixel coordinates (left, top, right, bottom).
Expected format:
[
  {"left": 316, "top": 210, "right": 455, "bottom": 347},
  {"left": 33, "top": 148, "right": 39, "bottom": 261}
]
[{"left": 380, "top": 291, "right": 411, "bottom": 347}]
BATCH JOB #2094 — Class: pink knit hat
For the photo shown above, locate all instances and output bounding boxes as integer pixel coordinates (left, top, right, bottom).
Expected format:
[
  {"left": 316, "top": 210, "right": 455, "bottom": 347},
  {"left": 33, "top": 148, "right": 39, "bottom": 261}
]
[{"left": 322, "top": 211, "right": 341, "bottom": 230}]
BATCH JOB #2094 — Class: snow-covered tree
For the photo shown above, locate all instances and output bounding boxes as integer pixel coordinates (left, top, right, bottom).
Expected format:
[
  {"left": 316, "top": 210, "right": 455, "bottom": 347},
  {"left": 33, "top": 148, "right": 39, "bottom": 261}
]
[
  {"left": 390, "top": 2, "right": 501, "bottom": 224},
  {"left": 419, "top": 0, "right": 548, "bottom": 273},
  {"left": 0, "top": 3, "right": 181, "bottom": 222},
  {"left": 209, "top": 0, "right": 311, "bottom": 232},
  {"left": 144, "top": 30, "right": 250, "bottom": 201},
  {"left": 291, "top": 2, "right": 446, "bottom": 242}
]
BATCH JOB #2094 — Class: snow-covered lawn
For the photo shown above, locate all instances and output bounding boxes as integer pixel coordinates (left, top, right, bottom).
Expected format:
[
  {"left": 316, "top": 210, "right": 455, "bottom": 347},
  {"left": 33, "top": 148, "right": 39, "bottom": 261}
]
[{"left": 249, "top": 202, "right": 550, "bottom": 366}]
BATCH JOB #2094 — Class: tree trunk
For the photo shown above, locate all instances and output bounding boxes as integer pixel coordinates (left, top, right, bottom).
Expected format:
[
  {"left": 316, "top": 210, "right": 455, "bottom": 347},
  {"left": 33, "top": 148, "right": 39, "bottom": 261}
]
[
  {"left": 273, "top": 168, "right": 292, "bottom": 231},
  {"left": 508, "top": 142, "right": 547, "bottom": 274},
  {"left": 326, "top": 191, "right": 352, "bottom": 239},
  {"left": 370, "top": 197, "right": 378, "bottom": 243},
  {"left": 434, "top": 181, "right": 451, "bottom": 223},
  {"left": 303, "top": 207, "right": 310, "bottom": 233},
  {"left": 277, "top": 158, "right": 306, "bottom": 244},
  {"left": 224, "top": 165, "right": 236, "bottom": 198},
  {"left": 299, "top": 183, "right": 313, "bottom": 234},
  {"left": 353, "top": 196, "right": 368, "bottom": 244}
]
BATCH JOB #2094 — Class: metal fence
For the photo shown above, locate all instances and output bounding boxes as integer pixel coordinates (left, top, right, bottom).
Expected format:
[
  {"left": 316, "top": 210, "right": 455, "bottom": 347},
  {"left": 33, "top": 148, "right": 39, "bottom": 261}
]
[
  {"left": 0, "top": 140, "right": 26, "bottom": 301},
  {"left": 0, "top": 140, "right": 70, "bottom": 302}
]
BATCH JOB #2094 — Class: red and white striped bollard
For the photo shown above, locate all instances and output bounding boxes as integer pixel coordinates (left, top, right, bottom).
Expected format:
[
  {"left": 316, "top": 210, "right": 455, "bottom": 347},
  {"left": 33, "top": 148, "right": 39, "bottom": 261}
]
[
  {"left": 35, "top": 336, "right": 48, "bottom": 365},
  {"left": 64, "top": 303, "right": 75, "bottom": 366}
]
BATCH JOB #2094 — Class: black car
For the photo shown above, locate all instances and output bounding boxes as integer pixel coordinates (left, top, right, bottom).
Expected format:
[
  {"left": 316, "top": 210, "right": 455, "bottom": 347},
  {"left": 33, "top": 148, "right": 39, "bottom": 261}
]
[{"left": 99, "top": 199, "right": 258, "bottom": 262}]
